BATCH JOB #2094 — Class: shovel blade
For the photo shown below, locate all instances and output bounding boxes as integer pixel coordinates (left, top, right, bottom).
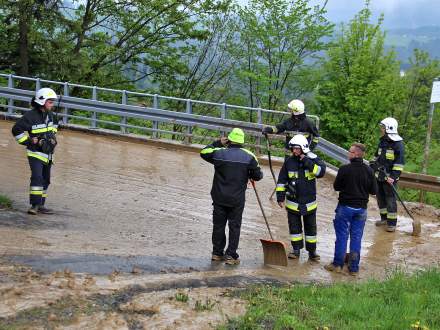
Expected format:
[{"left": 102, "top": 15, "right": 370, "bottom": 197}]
[
  {"left": 412, "top": 219, "right": 422, "bottom": 237},
  {"left": 260, "top": 239, "right": 288, "bottom": 267}
]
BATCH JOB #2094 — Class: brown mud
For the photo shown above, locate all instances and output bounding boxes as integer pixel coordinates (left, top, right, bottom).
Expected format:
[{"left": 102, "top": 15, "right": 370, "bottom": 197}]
[{"left": 1, "top": 120, "right": 440, "bottom": 328}]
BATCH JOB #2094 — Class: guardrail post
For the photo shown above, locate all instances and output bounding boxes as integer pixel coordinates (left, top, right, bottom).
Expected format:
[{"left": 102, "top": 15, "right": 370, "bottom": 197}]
[
  {"left": 35, "top": 78, "right": 41, "bottom": 91},
  {"left": 91, "top": 86, "right": 97, "bottom": 128},
  {"left": 63, "top": 82, "right": 69, "bottom": 124},
  {"left": 185, "top": 99, "right": 192, "bottom": 144},
  {"left": 7, "top": 74, "right": 13, "bottom": 114},
  {"left": 221, "top": 103, "right": 226, "bottom": 136},
  {"left": 152, "top": 94, "right": 159, "bottom": 138},
  {"left": 256, "top": 108, "right": 262, "bottom": 155},
  {"left": 121, "top": 90, "right": 127, "bottom": 133}
]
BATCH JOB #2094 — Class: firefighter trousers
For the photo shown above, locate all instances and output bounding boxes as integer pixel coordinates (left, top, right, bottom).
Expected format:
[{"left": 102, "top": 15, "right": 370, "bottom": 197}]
[
  {"left": 212, "top": 202, "right": 245, "bottom": 260},
  {"left": 288, "top": 211, "right": 317, "bottom": 252},
  {"left": 376, "top": 181, "right": 397, "bottom": 226},
  {"left": 28, "top": 157, "right": 51, "bottom": 206}
]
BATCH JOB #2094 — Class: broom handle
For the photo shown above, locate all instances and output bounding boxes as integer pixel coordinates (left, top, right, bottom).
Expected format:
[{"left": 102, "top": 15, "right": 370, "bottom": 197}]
[{"left": 251, "top": 180, "right": 274, "bottom": 240}]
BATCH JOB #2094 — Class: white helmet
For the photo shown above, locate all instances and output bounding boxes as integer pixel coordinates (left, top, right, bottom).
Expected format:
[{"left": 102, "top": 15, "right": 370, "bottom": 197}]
[
  {"left": 288, "top": 134, "right": 310, "bottom": 153},
  {"left": 380, "top": 117, "right": 402, "bottom": 141},
  {"left": 287, "top": 99, "right": 305, "bottom": 115},
  {"left": 34, "top": 88, "right": 58, "bottom": 106}
]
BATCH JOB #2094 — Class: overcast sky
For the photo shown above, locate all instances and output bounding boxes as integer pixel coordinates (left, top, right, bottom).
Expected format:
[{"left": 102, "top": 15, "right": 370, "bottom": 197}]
[{"left": 311, "top": 0, "right": 440, "bottom": 29}]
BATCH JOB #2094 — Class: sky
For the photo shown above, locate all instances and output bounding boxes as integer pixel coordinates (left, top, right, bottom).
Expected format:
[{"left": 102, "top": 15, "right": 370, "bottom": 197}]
[{"left": 311, "top": 0, "right": 440, "bottom": 29}]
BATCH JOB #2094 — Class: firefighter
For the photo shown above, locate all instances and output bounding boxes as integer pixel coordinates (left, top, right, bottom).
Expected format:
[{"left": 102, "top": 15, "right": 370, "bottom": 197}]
[
  {"left": 276, "top": 134, "right": 326, "bottom": 260},
  {"left": 325, "top": 143, "right": 377, "bottom": 276},
  {"left": 261, "top": 99, "right": 319, "bottom": 153},
  {"left": 200, "top": 128, "right": 263, "bottom": 265},
  {"left": 11, "top": 88, "right": 59, "bottom": 215},
  {"left": 370, "top": 117, "right": 405, "bottom": 232}
]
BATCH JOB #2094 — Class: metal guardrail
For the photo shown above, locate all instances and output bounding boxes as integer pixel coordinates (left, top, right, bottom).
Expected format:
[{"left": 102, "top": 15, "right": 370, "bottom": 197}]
[{"left": 1, "top": 74, "right": 439, "bottom": 193}]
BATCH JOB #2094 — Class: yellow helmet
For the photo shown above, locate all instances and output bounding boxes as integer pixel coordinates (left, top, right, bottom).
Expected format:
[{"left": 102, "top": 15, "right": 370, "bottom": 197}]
[{"left": 228, "top": 128, "right": 245, "bottom": 144}]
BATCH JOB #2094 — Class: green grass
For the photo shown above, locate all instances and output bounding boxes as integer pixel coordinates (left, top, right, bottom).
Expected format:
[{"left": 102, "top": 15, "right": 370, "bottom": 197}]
[
  {"left": 194, "top": 298, "right": 216, "bottom": 312},
  {"left": 175, "top": 291, "right": 189, "bottom": 303},
  {"left": 0, "top": 194, "right": 12, "bottom": 209},
  {"left": 222, "top": 269, "right": 440, "bottom": 330}
]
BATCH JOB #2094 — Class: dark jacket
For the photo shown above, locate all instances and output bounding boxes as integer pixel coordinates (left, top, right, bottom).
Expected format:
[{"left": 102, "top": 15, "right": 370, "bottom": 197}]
[
  {"left": 334, "top": 158, "right": 377, "bottom": 209},
  {"left": 276, "top": 152, "right": 326, "bottom": 214},
  {"left": 200, "top": 140, "right": 263, "bottom": 207},
  {"left": 275, "top": 114, "right": 319, "bottom": 150},
  {"left": 11, "top": 107, "right": 58, "bottom": 162},
  {"left": 372, "top": 136, "right": 405, "bottom": 181}
]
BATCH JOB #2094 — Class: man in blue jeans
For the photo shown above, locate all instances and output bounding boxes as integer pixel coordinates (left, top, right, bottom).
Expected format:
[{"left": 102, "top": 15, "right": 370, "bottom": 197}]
[{"left": 325, "top": 143, "right": 377, "bottom": 275}]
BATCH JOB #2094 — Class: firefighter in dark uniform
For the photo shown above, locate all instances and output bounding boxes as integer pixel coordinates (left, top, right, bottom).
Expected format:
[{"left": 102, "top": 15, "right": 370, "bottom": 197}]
[
  {"left": 11, "top": 88, "right": 59, "bottom": 215},
  {"left": 262, "top": 99, "right": 320, "bottom": 153},
  {"left": 200, "top": 128, "right": 263, "bottom": 265},
  {"left": 370, "top": 117, "right": 405, "bottom": 232},
  {"left": 276, "top": 134, "right": 326, "bottom": 260}
]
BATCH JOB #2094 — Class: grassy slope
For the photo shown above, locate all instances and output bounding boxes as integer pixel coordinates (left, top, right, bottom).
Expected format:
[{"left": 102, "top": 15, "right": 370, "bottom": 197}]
[{"left": 223, "top": 269, "right": 440, "bottom": 330}]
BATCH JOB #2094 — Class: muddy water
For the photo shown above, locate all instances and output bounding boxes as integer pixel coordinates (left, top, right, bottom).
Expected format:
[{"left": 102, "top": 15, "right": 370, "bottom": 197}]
[{"left": 1, "top": 120, "right": 440, "bottom": 282}]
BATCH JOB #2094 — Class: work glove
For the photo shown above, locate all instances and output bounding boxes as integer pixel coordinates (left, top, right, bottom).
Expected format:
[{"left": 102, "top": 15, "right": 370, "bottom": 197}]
[
  {"left": 301, "top": 155, "right": 315, "bottom": 171},
  {"left": 40, "top": 136, "right": 57, "bottom": 154},
  {"left": 262, "top": 126, "right": 273, "bottom": 135},
  {"left": 369, "top": 160, "right": 379, "bottom": 171}
]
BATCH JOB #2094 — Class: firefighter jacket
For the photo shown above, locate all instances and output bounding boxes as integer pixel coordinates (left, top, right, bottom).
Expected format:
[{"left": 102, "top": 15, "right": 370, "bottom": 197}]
[
  {"left": 372, "top": 136, "right": 405, "bottom": 181},
  {"left": 274, "top": 114, "right": 319, "bottom": 150},
  {"left": 11, "top": 107, "right": 58, "bottom": 163},
  {"left": 200, "top": 140, "right": 263, "bottom": 207},
  {"left": 276, "top": 152, "right": 326, "bottom": 215}
]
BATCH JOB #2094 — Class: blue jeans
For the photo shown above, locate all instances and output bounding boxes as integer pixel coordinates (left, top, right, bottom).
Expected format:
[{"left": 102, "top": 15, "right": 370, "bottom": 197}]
[{"left": 333, "top": 204, "right": 367, "bottom": 272}]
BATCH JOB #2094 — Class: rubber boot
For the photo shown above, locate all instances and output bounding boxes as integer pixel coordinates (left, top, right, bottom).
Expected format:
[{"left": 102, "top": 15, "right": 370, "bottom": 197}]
[
  {"left": 38, "top": 206, "right": 54, "bottom": 214},
  {"left": 386, "top": 225, "right": 396, "bottom": 232},
  {"left": 308, "top": 250, "right": 320, "bottom": 262},
  {"left": 288, "top": 249, "right": 300, "bottom": 259},
  {"left": 27, "top": 205, "right": 39, "bottom": 215}
]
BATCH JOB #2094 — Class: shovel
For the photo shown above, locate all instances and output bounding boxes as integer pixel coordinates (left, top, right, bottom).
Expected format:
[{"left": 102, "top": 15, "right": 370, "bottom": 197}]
[
  {"left": 251, "top": 180, "right": 288, "bottom": 266},
  {"left": 263, "top": 134, "right": 278, "bottom": 201},
  {"left": 390, "top": 183, "right": 421, "bottom": 236},
  {"left": 377, "top": 167, "right": 421, "bottom": 236}
]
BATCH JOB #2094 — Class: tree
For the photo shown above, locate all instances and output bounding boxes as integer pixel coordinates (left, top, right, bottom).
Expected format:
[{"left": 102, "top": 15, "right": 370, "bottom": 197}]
[
  {"left": 395, "top": 49, "right": 440, "bottom": 172},
  {"left": 0, "top": 0, "right": 63, "bottom": 84},
  {"left": 0, "top": 0, "right": 229, "bottom": 89},
  {"left": 315, "top": 3, "right": 402, "bottom": 150},
  {"left": 231, "top": 0, "right": 332, "bottom": 111}
]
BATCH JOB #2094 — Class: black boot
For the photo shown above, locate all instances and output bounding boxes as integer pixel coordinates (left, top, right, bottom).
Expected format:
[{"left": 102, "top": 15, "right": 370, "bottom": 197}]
[
  {"left": 308, "top": 250, "right": 320, "bottom": 262},
  {"left": 27, "top": 205, "right": 39, "bottom": 215},
  {"left": 288, "top": 249, "right": 300, "bottom": 259},
  {"left": 38, "top": 206, "right": 54, "bottom": 214}
]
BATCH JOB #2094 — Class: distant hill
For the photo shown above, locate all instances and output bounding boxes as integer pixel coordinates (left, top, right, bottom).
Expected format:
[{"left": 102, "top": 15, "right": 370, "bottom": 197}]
[{"left": 384, "top": 26, "right": 440, "bottom": 69}]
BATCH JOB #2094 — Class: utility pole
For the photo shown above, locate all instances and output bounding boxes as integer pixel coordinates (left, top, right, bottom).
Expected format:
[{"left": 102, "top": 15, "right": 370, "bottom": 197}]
[{"left": 420, "top": 78, "right": 440, "bottom": 203}]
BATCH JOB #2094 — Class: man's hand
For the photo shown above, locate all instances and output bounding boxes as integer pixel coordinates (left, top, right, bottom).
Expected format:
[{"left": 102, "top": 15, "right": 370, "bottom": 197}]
[
  {"left": 386, "top": 177, "right": 395, "bottom": 185},
  {"left": 220, "top": 137, "right": 229, "bottom": 146},
  {"left": 278, "top": 201, "right": 285, "bottom": 208},
  {"left": 299, "top": 153, "right": 305, "bottom": 160},
  {"left": 31, "top": 137, "right": 39, "bottom": 145}
]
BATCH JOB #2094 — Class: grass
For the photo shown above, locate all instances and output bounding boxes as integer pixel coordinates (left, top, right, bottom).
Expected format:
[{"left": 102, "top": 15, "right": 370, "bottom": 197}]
[
  {"left": 222, "top": 269, "right": 440, "bottom": 330},
  {"left": 194, "top": 299, "right": 216, "bottom": 312},
  {"left": 0, "top": 194, "right": 12, "bottom": 209},
  {"left": 175, "top": 291, "right": 189, "bottom": 303}
]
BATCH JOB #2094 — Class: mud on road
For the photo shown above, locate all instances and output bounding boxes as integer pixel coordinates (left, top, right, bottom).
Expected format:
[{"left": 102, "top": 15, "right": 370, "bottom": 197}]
[{"left": 1, "top": 120, "right": 440, "bottom": 328}]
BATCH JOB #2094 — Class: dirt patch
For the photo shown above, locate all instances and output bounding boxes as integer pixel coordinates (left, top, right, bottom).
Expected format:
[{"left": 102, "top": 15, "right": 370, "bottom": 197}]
[{"left": 0, "top": 261, "right": 279, "bottom": 329}]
